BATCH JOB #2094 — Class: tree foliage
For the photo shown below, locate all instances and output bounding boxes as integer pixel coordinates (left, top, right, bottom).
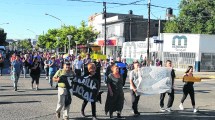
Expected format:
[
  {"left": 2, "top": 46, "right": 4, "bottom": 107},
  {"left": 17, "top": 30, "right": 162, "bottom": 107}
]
[
  {"left": 18, "top": 39, "right": 33, "bottom": 50},
  {"left": 0, "top": 29, "right": 8, "bottom": 46},
  {"left": 164, "top": 0, "right": 215, "bottom": 34},
  {"left": 37, "top": 21, "right": 98, "bottom": 50}
]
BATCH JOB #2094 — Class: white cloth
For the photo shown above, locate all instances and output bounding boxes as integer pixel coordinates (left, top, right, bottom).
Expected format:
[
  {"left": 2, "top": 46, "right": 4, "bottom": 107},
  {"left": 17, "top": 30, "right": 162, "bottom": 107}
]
[{"left": 136, "top": 67, "right": 172, "bottom": 95}]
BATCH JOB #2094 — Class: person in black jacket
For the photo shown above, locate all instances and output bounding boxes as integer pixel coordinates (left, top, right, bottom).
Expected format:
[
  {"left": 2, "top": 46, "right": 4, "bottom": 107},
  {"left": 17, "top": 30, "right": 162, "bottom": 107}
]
[{"left": 30, "top": 57, "right": 41, "bottom": 90}]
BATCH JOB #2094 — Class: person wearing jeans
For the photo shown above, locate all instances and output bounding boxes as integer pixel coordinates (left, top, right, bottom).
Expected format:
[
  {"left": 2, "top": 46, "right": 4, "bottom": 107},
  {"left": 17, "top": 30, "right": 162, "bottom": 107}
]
[
  {"left": 11, "top": 55, "right": 23, "bottom": 91},
  {"left": 49, "top": 56, "right": 57, "bottom": 87},
  {"left": 159, "top": 60, "right": 176, "bottom": 112},
  {"left": 44, "top": 56, "right": 50, "bottom": 80},
  {"left": 129, "top": 61, "right": 141, "bottom": 115}
]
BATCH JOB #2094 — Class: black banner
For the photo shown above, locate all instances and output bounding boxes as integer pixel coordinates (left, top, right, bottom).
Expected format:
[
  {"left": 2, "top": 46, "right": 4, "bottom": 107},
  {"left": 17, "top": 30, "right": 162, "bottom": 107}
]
[{"left": 69, "top": 76, "right": 98, "bottom": 102}]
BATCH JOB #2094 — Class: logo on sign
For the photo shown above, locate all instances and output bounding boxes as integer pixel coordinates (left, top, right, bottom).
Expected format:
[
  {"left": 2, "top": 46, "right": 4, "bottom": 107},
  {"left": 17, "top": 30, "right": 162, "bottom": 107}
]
[{"left": 172, "top": 35, "right": 187, "bottom": 51}]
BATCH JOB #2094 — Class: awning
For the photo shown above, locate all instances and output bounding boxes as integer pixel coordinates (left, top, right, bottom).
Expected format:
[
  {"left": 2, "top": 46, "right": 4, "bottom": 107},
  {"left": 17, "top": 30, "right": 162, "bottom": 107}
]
[{"left": 98, "top": 39, "right": 116, "bottom": 46}]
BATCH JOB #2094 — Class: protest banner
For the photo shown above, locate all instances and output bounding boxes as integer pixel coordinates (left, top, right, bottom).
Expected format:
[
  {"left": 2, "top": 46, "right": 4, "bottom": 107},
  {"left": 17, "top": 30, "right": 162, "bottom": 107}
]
[
  {"left": 136, "top": 67, "right": 173, "bottom": 95},
  {"left": 70, "top": 76, "right": 98, "bottom": 102}
]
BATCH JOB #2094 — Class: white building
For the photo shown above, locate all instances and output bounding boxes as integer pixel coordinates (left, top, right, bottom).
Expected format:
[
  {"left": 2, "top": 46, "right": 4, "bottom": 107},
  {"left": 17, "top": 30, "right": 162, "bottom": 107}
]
[
  {"left": 160, "top": 33, "right": 215, "bottom": 72},
  {"left": 122, "top": 33, "right": 215, "bottom": 71}
]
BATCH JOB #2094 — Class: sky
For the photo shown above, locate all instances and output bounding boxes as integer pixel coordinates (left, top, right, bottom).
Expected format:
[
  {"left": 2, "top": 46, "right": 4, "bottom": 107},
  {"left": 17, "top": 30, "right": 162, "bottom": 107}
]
[{"left": 0, "top": 0, "right": 180, "bottom": 39}]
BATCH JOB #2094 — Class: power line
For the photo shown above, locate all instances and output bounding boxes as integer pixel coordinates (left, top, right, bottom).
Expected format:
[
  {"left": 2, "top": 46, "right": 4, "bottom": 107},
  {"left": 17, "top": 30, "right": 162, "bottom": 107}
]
[
  {"left": 108, "top": 0, "right": 145, "bottom": 9},
  {"left": 68, "top": 0, "right": 179, "bottom": 10}
]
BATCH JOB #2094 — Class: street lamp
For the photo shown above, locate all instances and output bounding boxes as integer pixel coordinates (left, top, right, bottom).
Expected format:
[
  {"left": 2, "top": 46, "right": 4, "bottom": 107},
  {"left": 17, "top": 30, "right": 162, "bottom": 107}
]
[
  {"left": 67, "top": 35, "right": 72, "bottom": 55},
  {"left": 75, "top": 41, "right": 79, "bottom": 57},
  {"left": 56, "top": 37, "right": 60, "bottom": 55},
  {"left": 45, "top": 13, "right": 64, "bottom": 27},
  {"left": 0, "top": 22, "right": 9, "bottom": 25}
]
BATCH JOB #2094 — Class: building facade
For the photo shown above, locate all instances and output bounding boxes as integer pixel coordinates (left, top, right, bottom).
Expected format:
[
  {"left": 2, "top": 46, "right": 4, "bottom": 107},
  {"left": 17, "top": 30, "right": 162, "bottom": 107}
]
[{"left": 88, "top": 12, "right": 165, "bottom": 57}]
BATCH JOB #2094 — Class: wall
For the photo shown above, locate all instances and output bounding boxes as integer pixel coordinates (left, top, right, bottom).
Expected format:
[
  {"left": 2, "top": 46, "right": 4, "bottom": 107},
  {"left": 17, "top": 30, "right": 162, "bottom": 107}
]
[{"left": 161, "top": 33, "right": 200, "bottom": 53}]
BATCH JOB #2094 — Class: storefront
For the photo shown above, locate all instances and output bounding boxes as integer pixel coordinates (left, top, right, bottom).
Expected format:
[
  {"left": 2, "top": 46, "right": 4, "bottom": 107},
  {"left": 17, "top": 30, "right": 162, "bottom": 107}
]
[
  {"left": 160, "top": 33, "right": 215, "bottom": 72},
  {"left": 95, "top": 36, "right": 125, "bottom": 59}
]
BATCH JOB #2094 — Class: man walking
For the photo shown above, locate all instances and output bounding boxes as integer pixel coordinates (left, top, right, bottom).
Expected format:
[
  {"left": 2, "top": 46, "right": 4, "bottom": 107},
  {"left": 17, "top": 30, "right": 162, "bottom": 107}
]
[
  {"left": 73, "top": 55, "right": 83, "bottom": 77},
  {"left": 160, "top": 60, "right": 176, "bottom": 112},
  {"left": 53, "top": 62, "right": 74, "bottom": 120}
]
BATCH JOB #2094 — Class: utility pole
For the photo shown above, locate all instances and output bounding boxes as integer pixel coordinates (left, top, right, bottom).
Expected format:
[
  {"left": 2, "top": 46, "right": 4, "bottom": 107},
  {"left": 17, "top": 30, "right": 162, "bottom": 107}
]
[
  {"left": 147, "top": 0, "right": 151, "bottom": 64},
  {"left": 103, "top": 2, "right": 107, "bottom": 55}
]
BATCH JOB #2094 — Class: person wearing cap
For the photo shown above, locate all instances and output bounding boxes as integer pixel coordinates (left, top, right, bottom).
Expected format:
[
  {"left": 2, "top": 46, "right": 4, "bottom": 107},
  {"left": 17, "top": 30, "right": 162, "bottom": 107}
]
[
  {"left": 48, "top": 56, "right": 58, "bottom": 87},
  {"left": 73, "top": 55, "right": 83, "bottom": 77},
  {"left": 53, "top": 61, "right": 74, "bottom": 120},
  {"left": 129, "top": 61, "right": 141, "bottom": 115}
]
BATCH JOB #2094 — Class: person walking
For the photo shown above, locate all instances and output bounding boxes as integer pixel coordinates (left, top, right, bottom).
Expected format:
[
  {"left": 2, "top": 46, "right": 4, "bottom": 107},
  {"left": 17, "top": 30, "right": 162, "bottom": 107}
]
[
  {"left": 115, "top": 57, "right": 128, "bottom": 86},
  {"left": 160, "top": 60, "right": 176, "bottom": 112},
  {"left": 179, "top": 66, "right": 198, "bottom": 113},
  {"left": 0, "top": 53, "right": 4, "bottom": 76},
  {"left": 22, "top": 54, "right": 30, "bottom": 78},
  {"left": 129, "top": 61, "right": 141, "bottom": 115},
  {"left": 53, "top": 61, "right": 74, "bottom": 120},
  {"left": 49, "top": 56, "right": 58, "bottom": 87},
  {"left": 44, "top": 56, "right": 50, "bottom": 80},
  {"left": 105, "top": 65, "right": 124, "bottom": 119},
  {"left": 80, "top": 63, "right": 99, "bottom": 120},
  {"left": 11, "top": 54, "right": 23, "bottom": 91},
  {"left": 73, "top": 55, "right": 83, "bottom": 77},
  {"left": 29, "top": 57, "right": 41, "bottom": 90}
]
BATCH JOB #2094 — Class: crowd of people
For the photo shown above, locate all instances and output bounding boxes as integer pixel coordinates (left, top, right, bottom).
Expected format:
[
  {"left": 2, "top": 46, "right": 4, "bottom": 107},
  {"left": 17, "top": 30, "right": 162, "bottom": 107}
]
[{"left": 3, "top": 51, "right": 198, "bottom": 120}]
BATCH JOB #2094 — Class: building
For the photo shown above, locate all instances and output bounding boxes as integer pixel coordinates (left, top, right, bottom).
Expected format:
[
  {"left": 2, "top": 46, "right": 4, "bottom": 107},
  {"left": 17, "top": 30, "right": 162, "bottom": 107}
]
[
  {"left": 122, "top": 33, "right": 215, "bottom": 71},
  {"left": 88, "top": 12, "right": 165, "bottom": 57}
]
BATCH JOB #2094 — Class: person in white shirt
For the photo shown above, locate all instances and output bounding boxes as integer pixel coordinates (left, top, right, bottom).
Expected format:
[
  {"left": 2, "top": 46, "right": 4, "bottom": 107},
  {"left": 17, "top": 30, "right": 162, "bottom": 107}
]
[{"left": 73, "top": 55, "right": 83, "bottom": 77}]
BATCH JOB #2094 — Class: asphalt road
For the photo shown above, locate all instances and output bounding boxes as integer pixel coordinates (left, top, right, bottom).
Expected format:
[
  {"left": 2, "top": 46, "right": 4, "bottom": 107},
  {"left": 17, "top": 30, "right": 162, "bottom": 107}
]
[{"left": 0, "top": 72, "right": 215, "bottom": 120}]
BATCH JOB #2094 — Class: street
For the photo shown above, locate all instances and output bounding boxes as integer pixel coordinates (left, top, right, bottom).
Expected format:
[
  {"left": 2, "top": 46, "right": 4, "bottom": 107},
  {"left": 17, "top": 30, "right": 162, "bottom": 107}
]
[{"left": 0, "top": 72, "right": 215, "bottom": 120}]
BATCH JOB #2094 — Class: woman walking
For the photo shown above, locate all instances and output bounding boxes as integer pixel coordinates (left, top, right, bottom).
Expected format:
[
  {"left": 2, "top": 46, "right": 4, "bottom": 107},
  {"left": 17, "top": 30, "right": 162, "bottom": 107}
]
[
  {"left": 30, "top": 57, "right": 41, "bottom": 90},
  {"left": 44, "top": 56, "right": 50, "bottom": 80},
  {"left": 80, "top": 63, "right": 99, "bottom": 120},
  {"left": 179, "top": 66, "right": 198, "bottom": 113},
  {"left": 105, "top": 65, "right": 124, "bottom": 119}
]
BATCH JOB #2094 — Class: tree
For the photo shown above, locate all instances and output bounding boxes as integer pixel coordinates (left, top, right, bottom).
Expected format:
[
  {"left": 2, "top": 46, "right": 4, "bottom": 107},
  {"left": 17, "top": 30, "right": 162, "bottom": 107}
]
[
  {"left": 18, "top": 39, "right": 33, "bottom": 51},
  {"left": 164, "top": 0, "right": 215, "bottom": 34},
  {"left": 37, "top": 21, "right": 98, "bottom": 50},
  {"left": 0, "top": 29, "right": 8, "bottom": 46}
]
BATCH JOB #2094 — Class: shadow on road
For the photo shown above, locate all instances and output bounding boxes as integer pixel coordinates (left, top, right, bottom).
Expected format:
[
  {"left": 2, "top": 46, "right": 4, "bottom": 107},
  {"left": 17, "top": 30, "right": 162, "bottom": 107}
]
[
  {"left": 0, "top": 100, "right": 41, "bottom": 104},
  {"left": 0, "top": 93, "right": 56, "bottom": 97}
]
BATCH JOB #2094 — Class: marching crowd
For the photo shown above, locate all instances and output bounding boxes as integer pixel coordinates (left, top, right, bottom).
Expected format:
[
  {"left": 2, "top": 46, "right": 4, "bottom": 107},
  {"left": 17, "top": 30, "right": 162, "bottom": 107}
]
[{"left": 0, "top": 51, "right": 198, "bottom": 120}]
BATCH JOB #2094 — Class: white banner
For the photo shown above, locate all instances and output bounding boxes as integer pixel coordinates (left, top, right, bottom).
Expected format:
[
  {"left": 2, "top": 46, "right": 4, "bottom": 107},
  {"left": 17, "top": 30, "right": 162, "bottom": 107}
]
[{"left": 136, "top": 67, "right": 172, "bottom": 95}]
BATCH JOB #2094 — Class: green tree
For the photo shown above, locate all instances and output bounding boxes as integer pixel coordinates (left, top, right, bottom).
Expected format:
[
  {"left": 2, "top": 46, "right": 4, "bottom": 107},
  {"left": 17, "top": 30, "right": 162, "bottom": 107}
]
[
  {"left": 0, "top": 29, "right": 8, "bottom": 46},
  {"left": 19, "top": 39, "right": 33, "bottom": 51},
  {"left": 37, "top": 21, "right": 98, "bottom": 50},
  {"left": 164, "top": 0, "right": 215, "bottom": 34}
]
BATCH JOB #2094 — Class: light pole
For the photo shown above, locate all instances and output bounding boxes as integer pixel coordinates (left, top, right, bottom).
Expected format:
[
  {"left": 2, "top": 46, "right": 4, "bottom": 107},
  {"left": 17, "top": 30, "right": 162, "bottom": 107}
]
[
  {"left": 67, "top": 35, "right": 72, "bottom": 55},
  {"left": 0, "top": 22, "right": 9, "bottom": 25},
  {"left": 45, "top": 13, "right": 64, "bottom": 27},
  {"left": 56, "top": 37, "right": 60, "bottom": 55},
  {"left": 75, "top": 41, "right": 79, "bottom": 57},
  {"left": 147, "top": 0, "right": 151, "bottom": 65}
]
